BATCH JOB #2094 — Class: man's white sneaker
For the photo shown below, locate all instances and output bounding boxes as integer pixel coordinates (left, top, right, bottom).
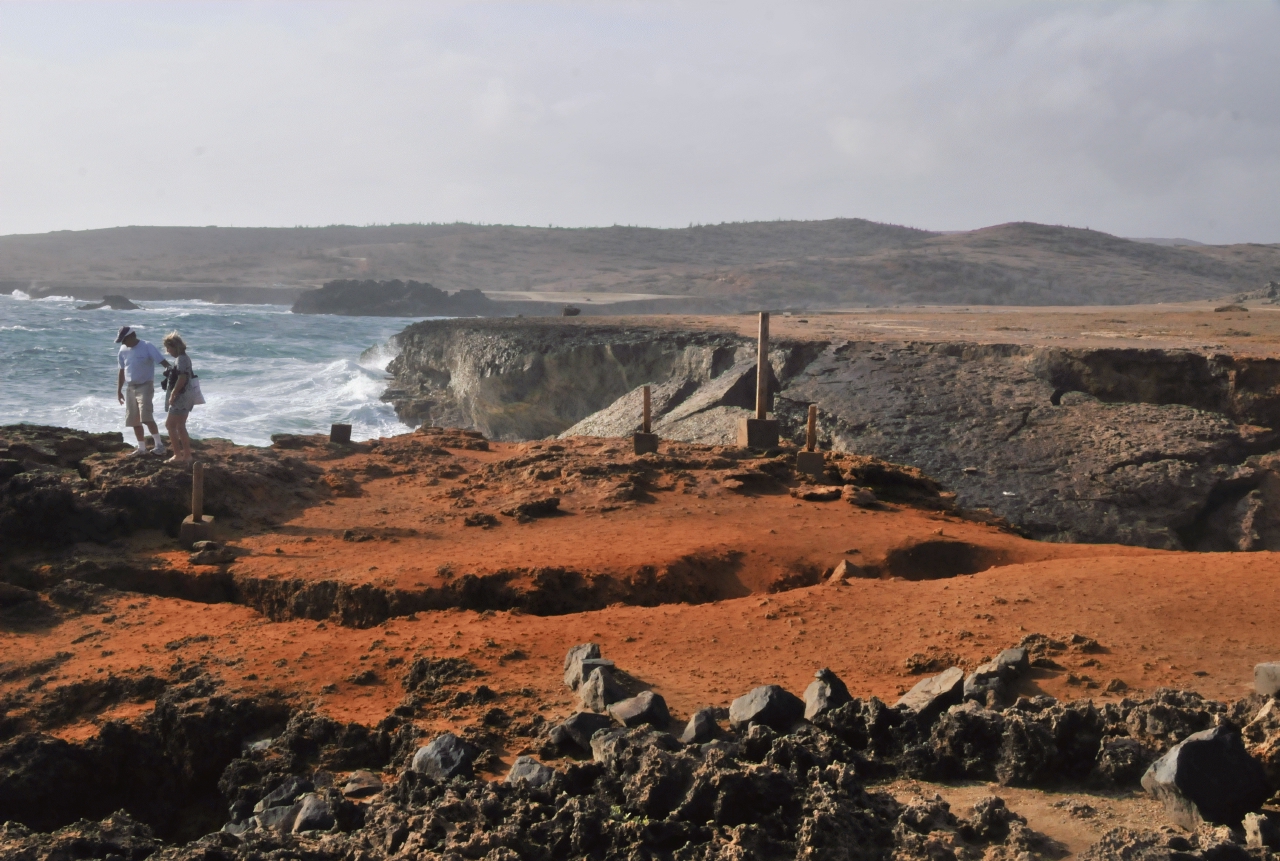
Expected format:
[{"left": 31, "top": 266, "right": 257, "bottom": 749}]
[
  {"left": 152, "top": 443, "right": 168, "bottom": 456},
  {"left": 128, "top": 445, "right": 148, "bottom": 457}
]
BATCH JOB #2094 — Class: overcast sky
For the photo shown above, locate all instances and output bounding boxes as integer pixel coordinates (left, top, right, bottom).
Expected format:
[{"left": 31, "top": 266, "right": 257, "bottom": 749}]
[{"left": 2, "top": 1, "right": 1278, "bottom": 243}]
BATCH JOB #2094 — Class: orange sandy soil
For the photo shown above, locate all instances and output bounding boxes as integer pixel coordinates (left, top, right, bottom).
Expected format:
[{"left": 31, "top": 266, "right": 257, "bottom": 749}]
[{"left": 4, "top": 429, "right": 1280, "bottom": 850}]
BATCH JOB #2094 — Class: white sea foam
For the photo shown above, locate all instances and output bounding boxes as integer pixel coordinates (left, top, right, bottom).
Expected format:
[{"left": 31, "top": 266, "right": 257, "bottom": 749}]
[{"left": 0, "top": 299, "right": 425, "bottom": 446}]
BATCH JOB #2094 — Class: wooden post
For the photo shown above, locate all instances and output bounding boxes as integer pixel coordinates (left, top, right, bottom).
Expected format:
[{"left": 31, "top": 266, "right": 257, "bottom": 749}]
[
  {"left": 180, "top": 460, "right": 215, "bottom": 546},
  {"left": 633, "top": 383, "right": 659, "bottom": 454},
  {"left": 191, "top": 462, "right": 204, "bottom": 523},
  {"left": 796, "top": 405, "right": 825, "bottom": 478},
  {"left": 736, "top": 311, "right": 780, "bottom": 449},
  {"left": 755, "top": 311, "right": 769, "bottom": 420}
]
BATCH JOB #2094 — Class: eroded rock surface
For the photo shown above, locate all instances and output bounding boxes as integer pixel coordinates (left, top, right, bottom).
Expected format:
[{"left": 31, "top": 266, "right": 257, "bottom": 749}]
[{"left": 382, "top": 318, "right": 1280, "bottom": 548}]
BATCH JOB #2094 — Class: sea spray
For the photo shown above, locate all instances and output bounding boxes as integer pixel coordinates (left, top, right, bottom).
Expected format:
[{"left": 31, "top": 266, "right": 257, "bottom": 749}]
[{"left": 0, "top": 293, "right": 427, "bottom": 445}]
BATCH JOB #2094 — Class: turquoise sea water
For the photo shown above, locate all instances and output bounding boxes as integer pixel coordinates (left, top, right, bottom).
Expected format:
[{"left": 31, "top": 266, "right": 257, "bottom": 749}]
[{"left": 0, "top": 291, "right": 422, "bottom": 446}]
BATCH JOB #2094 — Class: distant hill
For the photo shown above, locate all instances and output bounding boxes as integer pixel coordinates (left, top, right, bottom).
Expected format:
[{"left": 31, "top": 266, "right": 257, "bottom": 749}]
[{"left": 1, "top": 219, "right": 1276, "bottom": 308}]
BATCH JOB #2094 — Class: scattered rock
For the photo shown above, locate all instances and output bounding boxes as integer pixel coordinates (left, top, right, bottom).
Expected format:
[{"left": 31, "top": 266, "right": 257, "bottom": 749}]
[
  {"left": 499, "top": 496, "right": 560, "bottom": 520},
  {"left": 462, "top": 512, "right": 499, "bottom": 528},
  {"left": 1245, "top": 812, "right": 1280, "bottom": 850},
  {"left": 790, "top": 486, "right": 842, "bottom": 502},
  {"left": 1256, "top": 662, "right": 1280, "bottom": 697},
  {"left": 678, "top": 708, "right": 720, "bottom": 744},
  {"left": 341, "top": 770, "right": 383, "bottom": 798},
  {"left": 562, "top": 642, "right": 601, "bottom": 690},
  {"left": 729, "top": 684, "right": 805, "bottom": 732},
  {"left": 964, "top": 647, "right": 1029, "bottom": 705},
  {"left": 896, "top": 666, "right": 965, "bottom": 719},
  {"left": 253, "top": 776, "right": 313, "bottom": 814},
  {"left": 804, "top": 668, "right": 852, "bottom": 720},
  {"left": 410, "top": 732, "right": 478, "bottom": 781},
  {"left": 291, "top": 793, "right": 334, "bottom": 833},
  {"left": 827, "top": 558, "right": 871, "bottom": 583},
  {"left": 556, "top": 712, "right": 615, "bottom": 750},
  {"left": 77, "top": 295, "right": 141, "bottom": 311},
  {"left": 1141, "top": 725, "right": 1271, "bottom": 829},
  {"left": 505, "top": 755, "right": 555, "bottom": 787},
  {"left": 843, "top": 485, "right": 878, "bottom": 506},
  {"left": 0, "top": 582, "right": 38, "bottom": 608},
  {"left": 608, "top": 691, "right": 671, "bottom": 728},
  {"left": 579, "top": 666, "right": 625, "bottom": 712}
]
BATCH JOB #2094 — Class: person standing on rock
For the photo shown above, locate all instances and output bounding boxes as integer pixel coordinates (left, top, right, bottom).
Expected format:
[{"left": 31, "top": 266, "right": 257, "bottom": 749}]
[
  {"left": 115, "top": 325, "right": 170, "bottom": 456},
  {"left": 161, "top": 331, "right": 202, "bottom": 464}
]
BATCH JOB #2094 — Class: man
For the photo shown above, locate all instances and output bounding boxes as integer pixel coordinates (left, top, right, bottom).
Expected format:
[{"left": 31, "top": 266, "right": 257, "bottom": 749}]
[{"left": 115, "top": 325, "right": 170, "bottom": 456}]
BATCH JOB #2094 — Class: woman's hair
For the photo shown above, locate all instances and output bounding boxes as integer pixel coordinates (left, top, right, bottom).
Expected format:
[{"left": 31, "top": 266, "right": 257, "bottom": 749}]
[{"left": 162, "top": 331, "right": 187, "bottom": 353}]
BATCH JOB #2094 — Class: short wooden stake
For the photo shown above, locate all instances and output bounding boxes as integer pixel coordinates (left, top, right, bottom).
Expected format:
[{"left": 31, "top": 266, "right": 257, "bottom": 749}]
[
  {"left": 180, "top": 461, "right": 216, "bottom": 547},
  {"left": 642, "top": 385, "right": 652, "bottom": 434},
  {"left": 797, "top": 405, "right": 824, "bottom": 478}
]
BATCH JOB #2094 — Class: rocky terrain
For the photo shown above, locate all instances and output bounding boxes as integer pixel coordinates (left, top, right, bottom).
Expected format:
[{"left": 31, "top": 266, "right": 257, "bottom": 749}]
[
  {"left": 380, "top": 313, "right": 1280, "bottom": 550},
  {"left": 3, "top": 219, "right": 1278, "bottom": 308},
  {"left": 3, "top": 423, "right": 1280, "bottom": 858}
]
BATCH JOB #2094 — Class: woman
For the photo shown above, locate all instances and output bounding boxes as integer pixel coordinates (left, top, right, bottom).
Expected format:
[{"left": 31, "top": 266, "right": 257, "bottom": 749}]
[{"left": 162, "top": 332, "right": 201, "bottom": 464}]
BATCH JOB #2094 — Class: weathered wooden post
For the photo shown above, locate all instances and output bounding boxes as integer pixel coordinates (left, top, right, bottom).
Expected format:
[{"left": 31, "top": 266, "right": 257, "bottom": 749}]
[
  {"left": 633, "top": 384, "right": 659, "bottom": 454},
  {"left": 796, "top": 404, "right": 825, "bottom": 478},
  {"left": 330, "top": 423, "right": 352, "bottom": 444},
  {"left": 736, "top": 312, "right": 779, "bottom": 449},
  {"left": 179, "top": 461, "right": 215, "bottom": 547}
]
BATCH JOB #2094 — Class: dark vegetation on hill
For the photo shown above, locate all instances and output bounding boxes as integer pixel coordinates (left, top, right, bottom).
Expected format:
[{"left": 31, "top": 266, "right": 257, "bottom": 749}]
[{"left": 1, "top": 219, "right": 1277, "bottom": 308}]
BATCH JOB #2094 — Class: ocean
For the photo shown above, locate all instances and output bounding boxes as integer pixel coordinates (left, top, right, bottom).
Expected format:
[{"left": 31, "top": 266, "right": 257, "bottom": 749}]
[{"left": 0, "top": 291, "right": 422, "bottom": 446}]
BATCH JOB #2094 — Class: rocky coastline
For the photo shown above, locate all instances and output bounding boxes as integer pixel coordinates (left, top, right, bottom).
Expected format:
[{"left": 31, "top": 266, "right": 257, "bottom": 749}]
[{"left": 380, "top": 317, "right": 1280, "bottom": 550}]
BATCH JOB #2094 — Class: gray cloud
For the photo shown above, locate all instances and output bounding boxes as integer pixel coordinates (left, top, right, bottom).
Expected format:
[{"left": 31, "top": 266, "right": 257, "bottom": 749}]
[{"left": 1, "top": 1, "right": 1277, "bottom": 242}]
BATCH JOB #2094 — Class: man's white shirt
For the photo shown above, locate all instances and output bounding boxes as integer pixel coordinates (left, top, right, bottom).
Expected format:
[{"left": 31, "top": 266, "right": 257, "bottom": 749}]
[{"left": 118, "top": 340, "right": 165, "bottom": 383}]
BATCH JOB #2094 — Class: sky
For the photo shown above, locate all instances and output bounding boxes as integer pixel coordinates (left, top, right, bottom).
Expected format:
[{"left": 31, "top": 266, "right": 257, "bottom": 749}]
[{"left": 1, "top": 1, "right": 1278, "bottom": 243}]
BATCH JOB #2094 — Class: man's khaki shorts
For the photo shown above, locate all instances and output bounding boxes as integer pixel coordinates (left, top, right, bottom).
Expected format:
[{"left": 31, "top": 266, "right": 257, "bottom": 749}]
[{"left": 124, "top": 380, "right": 155, "bottom": 426}]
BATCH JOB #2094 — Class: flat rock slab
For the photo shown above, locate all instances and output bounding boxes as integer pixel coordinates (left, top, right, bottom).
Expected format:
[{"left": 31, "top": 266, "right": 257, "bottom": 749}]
[
  {"left": 1141, "top": 725, "right": 1271, "bottom": 829},
  {"left": 730, "top": 684, "right": 805, "bottom": 732},
  {"left": 341, "top": 771, "right": 383, "bottom": 798},
  {"left": 896, "top": 667, "right": 965, "bottom": 719}
]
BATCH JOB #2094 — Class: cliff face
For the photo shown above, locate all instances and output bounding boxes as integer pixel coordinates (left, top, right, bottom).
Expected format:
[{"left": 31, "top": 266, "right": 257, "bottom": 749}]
[{"left": 382, "top": 318, "right": 1280, "bottom": 550}]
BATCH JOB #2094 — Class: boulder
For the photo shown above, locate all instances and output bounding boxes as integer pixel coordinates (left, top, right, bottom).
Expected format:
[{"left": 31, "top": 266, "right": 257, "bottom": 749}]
[
  {"left": 558, "top": 711, "right": 615, "bottom": 750},
  {"left": 255, "top": 802, "right": 301, "bottom": 833},
  {"left": 505, "top": 755, "right": 555, "bottom": 787},
  {"left": 1140, "top": 725, "right": 1271, "bottom": 829},
  {"left": 291, "top": 794, "right": 335, "bottom": 833},
  {"left": 0, "top": 582, "right": 38, "bottom": 608},
  {"left": 896, "top": 667, "right": 965, "bottom": 720},
  {"left": 803, "top": 668, "right": 852, "bottom": 720},
  {"left": 341, "top": 770, "right": 383, "bottom": 798},
  {"left": 729, "top": 685, "right": 805, "bottom": 732},
  {"left": 410, "top": 732, "right": 479, "bottom": 781},
  {"left": 563, "top": 642, "right": 601, "bottom": 690},
  {"left": 994, "top": 647, "right": 1030, "bottom": 677},
  {"left": 579, "top": 667, "right": 625, "bottom": 712},
  {"left": 253, "top": 776, "right": 312, "bottom": 814},
  {"left": 679, "top": 708, "right": 720, "bottom": 745},
  {"left": 609, "top": 691, "right": 671, "bottom": 728},
  {"left": 1256, "top": 662, "right": 1280, "bottom": 697}
]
